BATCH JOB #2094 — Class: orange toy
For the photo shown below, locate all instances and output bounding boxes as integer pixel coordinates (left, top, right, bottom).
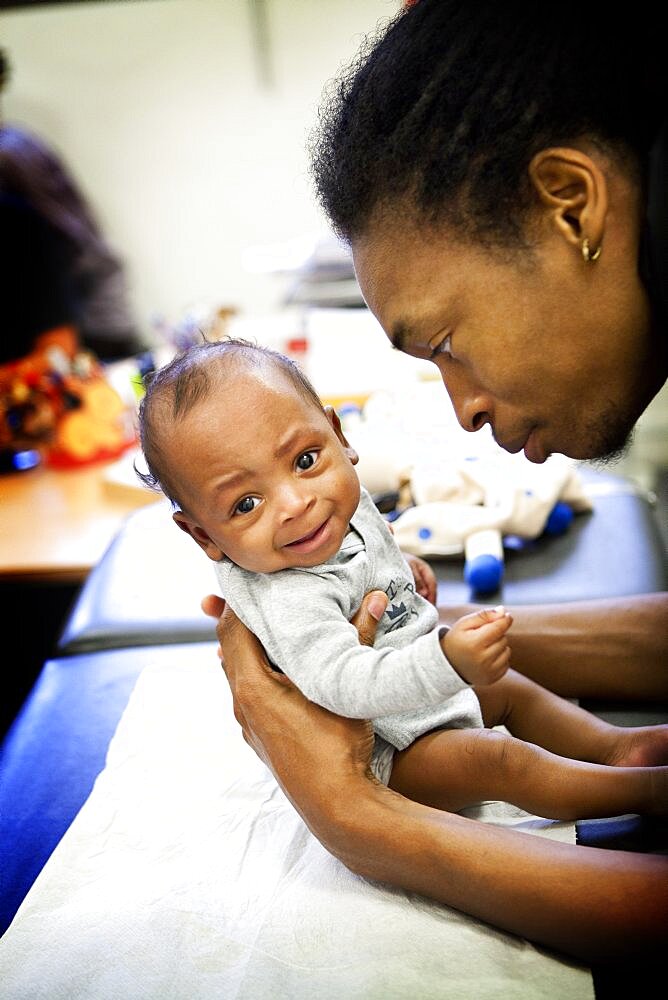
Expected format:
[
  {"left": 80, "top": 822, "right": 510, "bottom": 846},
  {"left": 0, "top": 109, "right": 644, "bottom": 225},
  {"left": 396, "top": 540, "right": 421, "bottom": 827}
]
[{"left": 0, "top": 326, "right": 136, "bottom": 468}]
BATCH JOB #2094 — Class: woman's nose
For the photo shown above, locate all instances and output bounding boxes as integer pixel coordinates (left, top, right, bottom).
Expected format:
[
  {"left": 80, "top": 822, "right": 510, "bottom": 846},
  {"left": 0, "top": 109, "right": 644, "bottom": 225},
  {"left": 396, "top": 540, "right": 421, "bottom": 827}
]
[{"left": 441, "top": 368, "right": 494, "bottom": 434}]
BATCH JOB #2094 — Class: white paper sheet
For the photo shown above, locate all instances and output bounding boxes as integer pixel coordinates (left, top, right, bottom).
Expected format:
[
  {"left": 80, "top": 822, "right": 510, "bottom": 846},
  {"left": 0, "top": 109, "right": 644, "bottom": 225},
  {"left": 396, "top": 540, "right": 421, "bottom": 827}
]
[{"left": 0, "top": 648, "right": 593, "bottom": 999}]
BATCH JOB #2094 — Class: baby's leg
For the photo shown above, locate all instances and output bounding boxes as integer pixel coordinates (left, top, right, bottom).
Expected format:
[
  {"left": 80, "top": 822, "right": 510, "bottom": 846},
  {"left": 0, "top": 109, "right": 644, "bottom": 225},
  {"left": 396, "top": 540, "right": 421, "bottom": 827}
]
[
  {"left": 475, "top": 669, "right": 668, "bottom": 767},
  {"left": 388, "top": 728, "right": 668, "bottom": 820}
]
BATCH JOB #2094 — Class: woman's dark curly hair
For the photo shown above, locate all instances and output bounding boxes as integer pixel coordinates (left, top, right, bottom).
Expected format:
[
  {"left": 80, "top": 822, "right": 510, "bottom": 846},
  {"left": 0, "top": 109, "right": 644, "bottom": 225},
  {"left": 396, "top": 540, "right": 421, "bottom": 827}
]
[{"left": 310, "top": 0, "right": 665, "bottom": 247}]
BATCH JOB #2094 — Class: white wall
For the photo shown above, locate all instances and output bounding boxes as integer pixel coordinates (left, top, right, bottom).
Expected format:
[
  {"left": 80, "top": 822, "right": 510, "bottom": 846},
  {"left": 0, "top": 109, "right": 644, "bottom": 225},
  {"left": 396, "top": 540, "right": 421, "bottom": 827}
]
[
  {"left": 4, "top": 0, "right": 666, "bottom": 506},
  {"left": 1, "top": 0, "right": 400, "bottom": 337}
]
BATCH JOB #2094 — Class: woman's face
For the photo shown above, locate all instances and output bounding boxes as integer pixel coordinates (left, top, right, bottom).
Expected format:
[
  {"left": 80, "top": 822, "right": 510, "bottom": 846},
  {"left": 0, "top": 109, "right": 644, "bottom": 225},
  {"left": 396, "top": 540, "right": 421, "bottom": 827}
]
[{"left": 352, "top": 217, "right": 656, "bottom": 463}]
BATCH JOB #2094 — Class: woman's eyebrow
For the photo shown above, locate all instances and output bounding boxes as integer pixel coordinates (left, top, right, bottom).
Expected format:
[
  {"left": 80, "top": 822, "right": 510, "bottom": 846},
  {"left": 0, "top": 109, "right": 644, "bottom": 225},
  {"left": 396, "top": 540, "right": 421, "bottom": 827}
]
[{"left": 392, "top": 320, "right": 431, "bottom": 353}]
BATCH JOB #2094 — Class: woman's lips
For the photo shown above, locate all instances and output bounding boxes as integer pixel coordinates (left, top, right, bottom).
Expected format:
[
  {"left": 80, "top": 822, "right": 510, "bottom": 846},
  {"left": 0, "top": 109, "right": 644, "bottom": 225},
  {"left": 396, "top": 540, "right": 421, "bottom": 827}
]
[
  {"left": 493, "top": 425, "right": 548, "bottom": 463},
  {"left": 523, "top": 428, "right": 547, "bottom": 464}
]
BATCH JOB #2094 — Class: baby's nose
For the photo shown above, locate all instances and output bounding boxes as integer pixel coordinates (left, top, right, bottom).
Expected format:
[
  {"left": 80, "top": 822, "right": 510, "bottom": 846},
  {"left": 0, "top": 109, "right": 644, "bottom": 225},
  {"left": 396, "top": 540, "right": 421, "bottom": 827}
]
[{"left": 278, "top": 482, "right": 316, "bottom": 519}]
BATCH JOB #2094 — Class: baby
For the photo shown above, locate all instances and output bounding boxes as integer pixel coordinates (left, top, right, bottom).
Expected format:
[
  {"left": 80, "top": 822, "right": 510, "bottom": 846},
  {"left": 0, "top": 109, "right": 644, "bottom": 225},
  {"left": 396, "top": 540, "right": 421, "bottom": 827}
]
[{"left": 137, "top": 339, "right": 668, "bottom": 820}]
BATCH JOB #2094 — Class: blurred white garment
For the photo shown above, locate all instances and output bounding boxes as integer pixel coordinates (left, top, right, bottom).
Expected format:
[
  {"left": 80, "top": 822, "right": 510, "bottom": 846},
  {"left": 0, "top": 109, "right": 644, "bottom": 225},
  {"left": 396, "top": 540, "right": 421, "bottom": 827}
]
[{"left": 0, "top": 651, "right": 593, "bottom": 1000}]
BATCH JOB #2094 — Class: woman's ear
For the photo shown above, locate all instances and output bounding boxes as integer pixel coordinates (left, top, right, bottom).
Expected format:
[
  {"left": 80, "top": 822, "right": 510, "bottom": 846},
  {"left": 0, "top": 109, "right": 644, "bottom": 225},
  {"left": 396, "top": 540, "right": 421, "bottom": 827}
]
[
  {"left": 529, "top": 147, "right": 608, "bottom": 252},
  {"left": 324, "top": 405, "right": 359, "bottom": 465},
  {"left": 173, "top": 511, "right": 224, "bottom": 561}
]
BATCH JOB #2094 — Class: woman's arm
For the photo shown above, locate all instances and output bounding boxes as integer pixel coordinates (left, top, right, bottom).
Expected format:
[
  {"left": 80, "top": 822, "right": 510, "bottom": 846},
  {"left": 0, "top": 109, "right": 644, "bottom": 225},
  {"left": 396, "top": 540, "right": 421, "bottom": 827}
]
[
  {"left": 205, "top": 594, "right": 668, "bottom": 963},
  {"left": 322, "top": 779, "right": 668, "bottom": 963},
  {"left": 440, "top": 593, "right": 668, "bottom": 700}
]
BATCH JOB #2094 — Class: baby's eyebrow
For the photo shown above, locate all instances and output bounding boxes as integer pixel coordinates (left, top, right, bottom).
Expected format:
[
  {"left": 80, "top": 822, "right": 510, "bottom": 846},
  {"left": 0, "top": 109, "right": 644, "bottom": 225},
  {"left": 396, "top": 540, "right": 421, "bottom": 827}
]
[
  {"left": 213, "top": 469, "right": 248, "bottom": 495},
  {"left": 273, "top": 426, "right": 319, "bottom": 460}
]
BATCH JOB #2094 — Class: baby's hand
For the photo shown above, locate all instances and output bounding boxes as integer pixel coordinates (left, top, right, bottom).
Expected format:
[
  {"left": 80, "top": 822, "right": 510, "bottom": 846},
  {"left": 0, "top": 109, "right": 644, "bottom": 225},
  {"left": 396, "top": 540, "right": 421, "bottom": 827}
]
[
  {"left": 403, "top": 552, "right": 437, "bottom": 605},
  {"left": 442, "top": 606, "right": 512, "bottom": 686}
]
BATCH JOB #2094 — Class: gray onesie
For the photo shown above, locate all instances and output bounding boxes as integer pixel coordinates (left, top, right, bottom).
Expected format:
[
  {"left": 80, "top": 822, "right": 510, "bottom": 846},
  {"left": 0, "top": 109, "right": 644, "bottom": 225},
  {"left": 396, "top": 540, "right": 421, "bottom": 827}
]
[{"left": 216, "top": 486, "right": 483, "bottom": 782}]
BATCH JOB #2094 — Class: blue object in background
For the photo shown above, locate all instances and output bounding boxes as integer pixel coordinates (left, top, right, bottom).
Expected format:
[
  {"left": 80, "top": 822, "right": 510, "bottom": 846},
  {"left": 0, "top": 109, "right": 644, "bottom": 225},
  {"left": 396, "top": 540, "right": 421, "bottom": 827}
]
[
  {"left": 464, "top": 553, "right": 504, "bottom": 594},
  {"left": 544, "top": 501, "right": 574, "bottom": 535},
  {"left": 338, "top": 402, "right": 362, "bottom": 419},
  {"left": 0, "top": 448, "right": 41, "bottom": 474}
]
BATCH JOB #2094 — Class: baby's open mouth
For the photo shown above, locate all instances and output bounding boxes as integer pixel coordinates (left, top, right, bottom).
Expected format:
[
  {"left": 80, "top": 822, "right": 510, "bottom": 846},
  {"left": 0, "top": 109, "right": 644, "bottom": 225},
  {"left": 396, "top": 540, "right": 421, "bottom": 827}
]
[{"left": 284, "top": 519, "right": 329, "bottom": 549}]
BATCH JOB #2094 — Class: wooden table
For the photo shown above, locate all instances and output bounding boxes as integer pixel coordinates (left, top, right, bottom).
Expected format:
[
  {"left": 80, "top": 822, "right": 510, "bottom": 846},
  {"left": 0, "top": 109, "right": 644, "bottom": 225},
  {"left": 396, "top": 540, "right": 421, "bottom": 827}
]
[{"left": 0, "top": 451, "right": 159, "bottom": 584}]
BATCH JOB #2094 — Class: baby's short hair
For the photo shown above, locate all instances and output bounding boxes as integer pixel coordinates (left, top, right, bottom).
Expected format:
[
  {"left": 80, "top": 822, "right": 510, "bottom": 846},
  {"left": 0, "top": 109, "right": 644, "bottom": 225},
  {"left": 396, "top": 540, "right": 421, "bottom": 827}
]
[{"left": 136, "top": 337, "right": 323, "bottom": 509}]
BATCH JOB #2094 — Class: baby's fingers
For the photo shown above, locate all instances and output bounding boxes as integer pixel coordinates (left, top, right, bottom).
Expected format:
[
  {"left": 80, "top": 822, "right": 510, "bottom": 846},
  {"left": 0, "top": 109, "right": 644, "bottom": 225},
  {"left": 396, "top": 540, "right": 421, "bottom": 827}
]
[
  {"left": 486, "top": 646, "right": 512, "bottom": 682},
  {"left": 458, "top": 606, "right": 510, "bottom": 630},
  {"left": 469, "top": 617, "right": 512, "bottom": 650}
]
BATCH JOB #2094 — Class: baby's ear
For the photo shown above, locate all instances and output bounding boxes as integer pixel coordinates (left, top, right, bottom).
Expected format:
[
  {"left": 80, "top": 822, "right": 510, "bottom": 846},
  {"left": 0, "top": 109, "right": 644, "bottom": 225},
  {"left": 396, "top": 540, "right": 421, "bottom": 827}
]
[
  {"left": 173, "top": 511, "right": 224, "bottom": 561},
  {"left": 324, "top": 405, "right": 359, "bottom": 465}
]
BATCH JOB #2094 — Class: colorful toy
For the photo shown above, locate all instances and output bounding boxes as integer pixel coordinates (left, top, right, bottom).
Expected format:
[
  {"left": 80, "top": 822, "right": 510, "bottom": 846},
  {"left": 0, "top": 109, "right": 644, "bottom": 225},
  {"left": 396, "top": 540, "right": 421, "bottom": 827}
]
[
  {"left": 0, "top": 326, "right": 137, "bottom": 470},
  {"left": 339, "top": 389, "right": 592, "bottom": 595}
]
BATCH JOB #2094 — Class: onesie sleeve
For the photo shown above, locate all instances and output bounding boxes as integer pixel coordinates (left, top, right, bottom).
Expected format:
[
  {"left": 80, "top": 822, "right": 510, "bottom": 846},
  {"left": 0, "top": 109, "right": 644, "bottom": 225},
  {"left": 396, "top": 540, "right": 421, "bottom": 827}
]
[{"left": 219, "top": 562, "right": 469, "bottom": 719}]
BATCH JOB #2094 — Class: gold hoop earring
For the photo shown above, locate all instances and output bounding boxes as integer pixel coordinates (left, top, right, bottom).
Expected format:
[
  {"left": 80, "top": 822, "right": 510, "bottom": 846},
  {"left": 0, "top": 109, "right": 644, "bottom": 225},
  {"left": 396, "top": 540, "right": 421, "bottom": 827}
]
[{"left": 581, "top": 238, "right": 602, "bottom": 263}]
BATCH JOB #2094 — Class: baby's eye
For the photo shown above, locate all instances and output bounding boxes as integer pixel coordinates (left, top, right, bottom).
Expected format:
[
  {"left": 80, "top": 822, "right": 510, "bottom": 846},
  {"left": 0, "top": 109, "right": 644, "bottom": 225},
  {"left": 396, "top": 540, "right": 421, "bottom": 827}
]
[
  {"left": 296, "top": 450, "right": 318, "bottom": 471},
  {"left": 430, "top": 334, "right": 453, "bottom": 360},
  {"left": 234, "top": 495, "right": 261, "bottom": 515}
]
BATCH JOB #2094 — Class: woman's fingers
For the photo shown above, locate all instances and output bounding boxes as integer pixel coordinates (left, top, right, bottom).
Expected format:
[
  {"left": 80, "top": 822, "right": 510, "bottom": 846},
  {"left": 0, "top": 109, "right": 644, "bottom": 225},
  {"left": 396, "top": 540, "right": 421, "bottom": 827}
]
[
  {"left": 214, "top": 604, "right": 289, "bottom": 764},
  {"left": 203, "top": 592, "right": 381, "bottom": 792},
  {"left": 201, "top": 593, "right": 225, "bottom": 619},
  {"left": 218, "top": 602, "right": 283, "bottom": 680},
  {"left": 205, "top": 588, "right": 389, "bottom": 654},
  {"left": 201, "top": 594, "right": 226, "bottom": 659},
  {"left": 351, "top": 590, "right": 388, "bottom": 647},
  {"left": 403, "top": 553, "right": 438, "bottom": 605}
]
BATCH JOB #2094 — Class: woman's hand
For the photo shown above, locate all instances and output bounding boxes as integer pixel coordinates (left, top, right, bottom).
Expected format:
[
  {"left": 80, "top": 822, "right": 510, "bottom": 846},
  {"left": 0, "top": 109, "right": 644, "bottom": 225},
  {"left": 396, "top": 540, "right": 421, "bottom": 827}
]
[
  {"left": 200, "top": 590, "right": 389, "bottom": 838},
  {"left": 402, "top": 552, "right": 437, "bottom": 605},
  {"left": 202, "top": 598, "right": 668, "bottom": 961}
]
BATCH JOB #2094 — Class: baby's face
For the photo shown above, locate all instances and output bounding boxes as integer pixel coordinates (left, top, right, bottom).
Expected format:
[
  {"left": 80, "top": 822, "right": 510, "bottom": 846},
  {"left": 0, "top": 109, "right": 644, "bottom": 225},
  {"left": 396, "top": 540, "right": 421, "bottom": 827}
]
[{"left": 169, "top": 367, "right": 361, "bottom": 573}]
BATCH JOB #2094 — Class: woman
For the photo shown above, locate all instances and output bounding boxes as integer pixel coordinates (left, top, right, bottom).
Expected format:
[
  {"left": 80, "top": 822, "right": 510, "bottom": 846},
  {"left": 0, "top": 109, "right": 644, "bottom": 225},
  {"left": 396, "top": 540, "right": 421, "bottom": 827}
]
[
  {"left": 309, "top": 0, "right": 666, "bottom": 466},
  {"left": 205, "top": 0, "right": 668, "bottom": 965}
]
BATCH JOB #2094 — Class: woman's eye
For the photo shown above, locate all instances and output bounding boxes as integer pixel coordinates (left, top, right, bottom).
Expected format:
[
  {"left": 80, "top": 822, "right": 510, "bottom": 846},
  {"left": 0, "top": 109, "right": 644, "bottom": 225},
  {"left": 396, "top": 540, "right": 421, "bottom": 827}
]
[
  {"left": 430, "top": 334, "right": 453, "bottom": 360},
  {"left": 296, "top": 450, "right": 317, "bottom": 471},
  {"left": 234, "top": 496, "right": 260, "bottom": 515}
]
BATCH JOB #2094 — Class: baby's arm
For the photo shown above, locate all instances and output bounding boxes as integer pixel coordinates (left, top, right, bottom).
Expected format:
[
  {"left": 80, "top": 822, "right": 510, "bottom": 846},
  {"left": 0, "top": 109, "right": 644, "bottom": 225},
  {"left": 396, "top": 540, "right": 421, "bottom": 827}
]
[
  {"left": 441, "top": 607, "right": 512, "bottom": 686},
  {"left": 222, "top": 567, "right": 471, "bottom": 720}
]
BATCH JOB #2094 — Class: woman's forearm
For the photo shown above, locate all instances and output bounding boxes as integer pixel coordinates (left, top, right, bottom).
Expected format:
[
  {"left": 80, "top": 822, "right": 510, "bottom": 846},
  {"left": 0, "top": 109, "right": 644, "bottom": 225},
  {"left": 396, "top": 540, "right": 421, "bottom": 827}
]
[
  {"left": 440, "top": 593, "right": 668, "bottom": 699},
  {"left": 311, "top": 778, "right": 668, "bottom": 963},
  {"left": 214, "top": 594, "right": 668, "bottom": 965}
]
